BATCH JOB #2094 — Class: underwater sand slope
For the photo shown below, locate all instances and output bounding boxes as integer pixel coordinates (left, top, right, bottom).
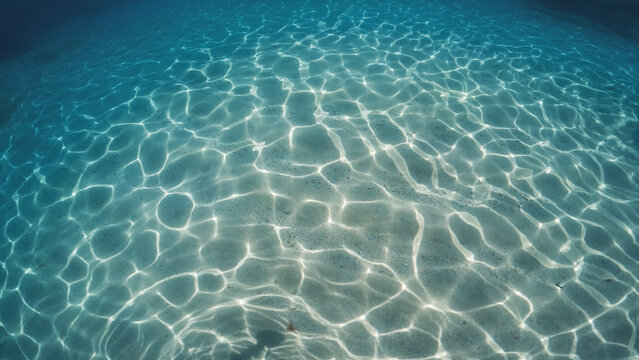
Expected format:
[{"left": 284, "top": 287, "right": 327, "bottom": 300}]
[{"left": 0, "top": 0, "right": 638, "bottom": 359}]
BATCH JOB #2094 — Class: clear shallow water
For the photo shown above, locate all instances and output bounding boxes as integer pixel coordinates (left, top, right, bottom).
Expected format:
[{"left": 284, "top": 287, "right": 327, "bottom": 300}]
[{"left": 1, "top": 0, "right": 639, "bottom": 359}]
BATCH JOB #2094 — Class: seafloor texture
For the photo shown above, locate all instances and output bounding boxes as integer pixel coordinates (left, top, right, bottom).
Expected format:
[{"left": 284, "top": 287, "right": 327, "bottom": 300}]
[{"left": 1, "top": 0, "right": 639, "bottom": 359}]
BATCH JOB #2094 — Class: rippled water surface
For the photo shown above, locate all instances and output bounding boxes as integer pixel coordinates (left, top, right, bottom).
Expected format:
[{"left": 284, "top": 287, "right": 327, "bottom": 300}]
[{"left": 1, "top": 0, "right": 638, "bottom": 359}]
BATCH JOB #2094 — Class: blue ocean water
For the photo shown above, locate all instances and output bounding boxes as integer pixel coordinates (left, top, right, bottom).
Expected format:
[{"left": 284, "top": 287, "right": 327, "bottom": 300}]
[{"left": 1, "top": 0, "right": 638, "bottom": 359}]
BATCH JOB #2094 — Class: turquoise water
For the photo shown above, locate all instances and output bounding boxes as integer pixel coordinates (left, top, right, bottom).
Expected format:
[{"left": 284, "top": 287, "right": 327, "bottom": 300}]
[{"left": 1, "top": 0, "right": 638, "bottom": 359}]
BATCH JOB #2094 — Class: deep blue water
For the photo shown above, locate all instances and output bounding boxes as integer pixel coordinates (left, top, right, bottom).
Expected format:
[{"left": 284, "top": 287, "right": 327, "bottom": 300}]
[{"left": 1, "top": 0, "right": 638, "bottom": 359}]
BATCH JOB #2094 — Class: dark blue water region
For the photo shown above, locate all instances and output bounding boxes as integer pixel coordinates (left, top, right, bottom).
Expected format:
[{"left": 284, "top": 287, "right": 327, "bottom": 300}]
[
  {"left": 525, "top": 0, "right": 639, "bottom": 41},
  {"left": 0, "top": 0, "right": 150, "bottom": 62},
  {"left": 2, "top": 0, "right": 639, "bottom": 63}
]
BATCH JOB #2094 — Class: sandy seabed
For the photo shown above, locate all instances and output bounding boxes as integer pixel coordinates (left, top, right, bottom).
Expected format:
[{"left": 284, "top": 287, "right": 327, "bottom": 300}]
[{"left": 1, "top": 0, "right": 639, "bottom": 359}]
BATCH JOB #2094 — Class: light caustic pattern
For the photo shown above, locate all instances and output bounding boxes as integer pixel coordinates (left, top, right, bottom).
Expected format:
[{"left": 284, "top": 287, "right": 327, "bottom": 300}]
[{"left": 1, "top": 0, "right": 639, "bottom": 359}]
